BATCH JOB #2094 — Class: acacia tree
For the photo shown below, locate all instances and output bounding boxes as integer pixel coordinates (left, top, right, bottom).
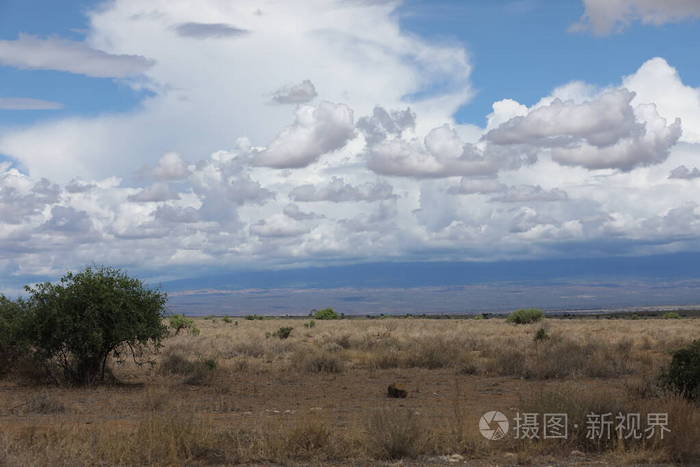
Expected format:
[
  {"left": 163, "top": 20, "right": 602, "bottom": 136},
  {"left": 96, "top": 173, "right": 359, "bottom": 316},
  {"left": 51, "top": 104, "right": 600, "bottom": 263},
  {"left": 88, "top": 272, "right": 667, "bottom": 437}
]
[{"left": 24, "top": 266, "right": 168, "bottom": 385}]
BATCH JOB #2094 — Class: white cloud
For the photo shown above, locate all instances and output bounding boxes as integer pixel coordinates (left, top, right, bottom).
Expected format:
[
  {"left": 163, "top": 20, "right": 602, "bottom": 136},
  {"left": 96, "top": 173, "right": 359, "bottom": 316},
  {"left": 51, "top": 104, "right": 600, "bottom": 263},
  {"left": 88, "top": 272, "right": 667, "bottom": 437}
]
[
  {"left": 0, "top": 98, "right": 63, "bottom": 110},
  {"left": 491, "top": 185, "right": 569, "bottom": 203},
  {"left": 127, "top": 183, "right": 180, "bottom": 202},
  {"left": 283, "top": 203, "right": 322, "bottom": 220},
  {"left": 0, "top": 34, "right": 154, "bottom": 78},
  {"left": 486, "top": 89, "right": 682, "bottom": 171},
  {"left": 572, "top": 0, "right": 700, "bottom": 35},
  {"left": 152, "top": 152, "right": 190, "bottom": 180},
  {"left": 272, "top": 80, "right": 318, "bottom": 104},
  {"left": 253, "top": 101, "right": 355, "bottom": 168},
  {"left": 669, "top": 165, "right": 700, "bottom": 180},
  {"left": 289, "top": 176, "right": 395, "bottom": 202},
  {"left": 174, "top": 22, "right": 249, "bottom": 39},
  {"left": 249, "top": 215, "right": 309, "bottom": 238},
  {"left": 366, "top": 123, "right": 534, "bottom": 178},
  {"left": 623, "top": 57, "right": 700, "bottom": 144},
  {"left": 448, "top": 177, "right": 506, "bottom": 195}
]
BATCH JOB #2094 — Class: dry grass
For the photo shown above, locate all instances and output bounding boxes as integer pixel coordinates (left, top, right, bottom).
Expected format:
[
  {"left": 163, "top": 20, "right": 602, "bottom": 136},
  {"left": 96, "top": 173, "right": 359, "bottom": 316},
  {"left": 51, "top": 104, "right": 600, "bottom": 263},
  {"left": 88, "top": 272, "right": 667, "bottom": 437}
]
[{"left": 1, "top": 316, "right": 699, "bottom": 465}]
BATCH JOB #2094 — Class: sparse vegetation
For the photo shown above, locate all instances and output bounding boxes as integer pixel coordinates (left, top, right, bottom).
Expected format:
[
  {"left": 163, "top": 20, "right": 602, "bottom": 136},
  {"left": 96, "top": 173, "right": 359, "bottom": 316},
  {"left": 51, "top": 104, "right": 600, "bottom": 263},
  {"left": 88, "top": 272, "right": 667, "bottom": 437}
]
[
  {"left": 1, "top": 309, "right": 699, "bottom": 465},
  {"left": 663, "top": 311, "right": 681, "bottom": 319}
]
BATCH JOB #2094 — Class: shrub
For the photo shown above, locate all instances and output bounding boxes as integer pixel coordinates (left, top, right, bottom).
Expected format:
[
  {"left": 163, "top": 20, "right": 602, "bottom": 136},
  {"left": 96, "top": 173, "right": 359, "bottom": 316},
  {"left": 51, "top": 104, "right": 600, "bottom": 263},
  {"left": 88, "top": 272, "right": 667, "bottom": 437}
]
[
  {"left": 292, "top": 349, "right": 344, "bottom": 373},
  {"left": 222, "top": 316, "right": 232, "bottom": 323},
  {"left": 0, "top": 295, "right": 30, "bottom": 377},
  {"left": 312, "top": 308, "right": 339, "bottom": 320},
  {"left": 534, "top": 327, "right": 549, "bottom": 342},
  {"left": 506, "top": 308, "right": 544, "bottom": 324},
  {"left": 22, "top": 266, "right": 168, "bottom": 385},
  {"left": 365, "top": 408, "right": 423, "bottom": 459},
  {"left": 663, "top": 312, "right": 681, "bottom": 319},
  {"left": 662, "top": 339, "right": 700, "bottom": 400},
  {"left": 245, "top": 315, "right": 264, "bottom": 320},
  {"left": 303, "top": 320, "right": 316, "bottom": 328},
  {"left": 168, "top": 314, "right": 200, "bottom": 336},
  {"left": 271, "top": 327, "right": 293, "bottom": 339}
]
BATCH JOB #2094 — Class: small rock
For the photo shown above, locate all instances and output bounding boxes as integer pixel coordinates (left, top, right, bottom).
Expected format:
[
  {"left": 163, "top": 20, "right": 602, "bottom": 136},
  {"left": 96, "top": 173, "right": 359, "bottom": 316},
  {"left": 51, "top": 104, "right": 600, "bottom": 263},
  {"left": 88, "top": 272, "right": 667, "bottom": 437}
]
[
  {"left": 504, "top": 452, "right": 517, "bottom": 458},
  {"left": 446, "top": 453, "right": 464, "bottom": 463},
  {"left": 570, "top": 450, "right": 585, "bottom": 457}
]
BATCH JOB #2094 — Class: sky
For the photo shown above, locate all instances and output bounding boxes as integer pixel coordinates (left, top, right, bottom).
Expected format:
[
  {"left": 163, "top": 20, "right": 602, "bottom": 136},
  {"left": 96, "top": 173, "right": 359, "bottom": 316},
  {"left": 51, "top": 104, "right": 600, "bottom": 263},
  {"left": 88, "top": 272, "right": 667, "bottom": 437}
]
[{"left": 1, "top": 0, "right": 700, "bottom": 303}]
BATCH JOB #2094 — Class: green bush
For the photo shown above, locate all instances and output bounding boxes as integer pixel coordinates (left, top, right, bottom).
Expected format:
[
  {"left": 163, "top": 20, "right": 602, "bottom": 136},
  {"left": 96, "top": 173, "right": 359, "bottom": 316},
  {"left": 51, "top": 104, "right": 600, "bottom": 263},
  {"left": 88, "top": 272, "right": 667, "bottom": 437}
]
[
  {"left": 506, "top": 308, "right": 544, "bottom": 324},
  {"left": 245, "top": 314, "right": 264, "bottom": 320},
  {"left": 168, "top": 314, "right": 200, "bottom": 336},
  {"left": 222, "top": 316, "right": 232, "bottom": 323},
  {"left": 312, "top": 308, "right": 339, "bottom": 320},
  {"left": 662, "top": 339, "right": 700, "bottom": 401},
  {"left": 22, "top": 266, "right": 168, "bottom": 385},
  {"left": 663, "top": 312, "right": 681, "bottom": 319},
  {"left": 304, "top": 320, "right": 316, "bottom": 328}
]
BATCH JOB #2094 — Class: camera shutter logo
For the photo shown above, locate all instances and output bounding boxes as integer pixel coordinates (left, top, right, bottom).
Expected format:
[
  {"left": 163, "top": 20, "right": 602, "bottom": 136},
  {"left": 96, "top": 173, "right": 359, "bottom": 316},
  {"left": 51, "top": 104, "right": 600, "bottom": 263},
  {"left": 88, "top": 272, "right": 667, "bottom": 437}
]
[{"left": 480, "top": 411, "right": 509, "bottom": 440}]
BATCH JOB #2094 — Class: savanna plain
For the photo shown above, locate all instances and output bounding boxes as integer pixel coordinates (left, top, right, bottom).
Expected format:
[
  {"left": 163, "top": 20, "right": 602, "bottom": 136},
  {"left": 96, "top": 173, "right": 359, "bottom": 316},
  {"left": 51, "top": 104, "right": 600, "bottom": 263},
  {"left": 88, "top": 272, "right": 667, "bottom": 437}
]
[{"left": 1, "top": 315, "right": 699, "bottom": 466}]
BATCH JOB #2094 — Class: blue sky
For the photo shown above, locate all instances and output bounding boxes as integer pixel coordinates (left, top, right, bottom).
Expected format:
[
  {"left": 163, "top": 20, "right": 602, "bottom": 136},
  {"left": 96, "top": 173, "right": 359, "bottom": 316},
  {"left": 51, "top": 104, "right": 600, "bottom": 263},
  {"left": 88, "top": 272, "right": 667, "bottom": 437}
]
[{"left": 1, "top": 0, "right": 700, "bottom": 303}]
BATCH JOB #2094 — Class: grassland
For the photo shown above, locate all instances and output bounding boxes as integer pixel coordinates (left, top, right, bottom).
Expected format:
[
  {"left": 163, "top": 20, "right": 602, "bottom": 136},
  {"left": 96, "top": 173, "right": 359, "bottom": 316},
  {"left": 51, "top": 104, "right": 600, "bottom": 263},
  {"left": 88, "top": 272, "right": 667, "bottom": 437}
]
[{"left": 1, "top": 316, "right": 699, "bottom": 465}]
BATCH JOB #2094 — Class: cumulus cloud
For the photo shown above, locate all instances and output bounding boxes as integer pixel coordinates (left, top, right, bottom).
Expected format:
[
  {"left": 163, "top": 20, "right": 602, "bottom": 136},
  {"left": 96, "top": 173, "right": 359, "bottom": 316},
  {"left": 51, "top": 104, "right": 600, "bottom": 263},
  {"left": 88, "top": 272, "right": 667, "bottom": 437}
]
[
  {"left": 448, "top": 177, "right": 506, "bottom": 195},
  {"left": 41, "top": 206, "right": 94, "bottom": 234},
  {"left": 272, "top": 80, "right": 318, "bottom": 104},
  {"left": 249, "top": 215, "right": 308, "bottom": 238},
  {"left": 0, "top": 97, "right": 63, "bottom": 110},
  {"left": 0, "top": 167, "right": 59, "bottom": 224},
  {"left": 366, "top": 123, "right": 534, "bottom": 178},
  {"left": 190, "top": 151, "right": 275, "bottom": 222},
  {"left": 152, "top": 152, "right": 190, "bottom": 180},
  {"left": 491, "top": 185, "right": 568, "bottom": 203},
  {"left": 572, "top": 0, "right": 700, "bottom": 35},
  {"left": 127, "top": 183, "right": 180, "bottom": 202},
  {"left": 253, "top": 101, "right": 355, "bottom": 168},
  {"left": 486, "top": 89, "right": 682, "bottom": 170},
  {"left": 289, "top": 177, "right": 396, "bottom": 202},
  {"left": 357, "top": 106, "right": 416, "bottom": 145},
  {"left": 65, "top": 179, "right": 96, "bottom": 193},
  {"left": 0, "top": 34, "right": 153, "bottom": 78},
  {"left": 669, "top": 165, "right": 700, "bottom": 180},
  {"left": 283, "top": 203, "right": 321, "bottom": 220},
  {"left": 174, "top": 22, "right": 249, "bottom": 39},
  {"left": 623, "top": 57, "right": 700, "bottom": 143}
]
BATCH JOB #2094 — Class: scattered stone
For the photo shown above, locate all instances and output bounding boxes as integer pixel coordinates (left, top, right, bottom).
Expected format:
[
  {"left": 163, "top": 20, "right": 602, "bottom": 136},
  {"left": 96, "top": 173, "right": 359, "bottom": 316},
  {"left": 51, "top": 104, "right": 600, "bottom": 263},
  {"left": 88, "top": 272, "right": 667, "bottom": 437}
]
[
  {"left": 446, "top": 453, "right": 464, "bottom": 463},
  {"left": 570, "top": 450, "right": 585, "bottom": 457},
  {"left": 387, "top": 383, "right": 408, "bottom": 398},
  {"left": 504, "top": 452, "right": 517, "bottom": 458}
]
